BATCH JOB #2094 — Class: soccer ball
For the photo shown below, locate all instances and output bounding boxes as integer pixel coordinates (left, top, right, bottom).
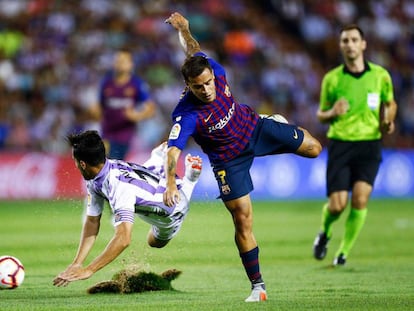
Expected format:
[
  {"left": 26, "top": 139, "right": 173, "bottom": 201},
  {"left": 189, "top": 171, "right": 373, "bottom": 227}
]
[
  {"left": 0, "top": 256, "right": 25, "bottom": 289},
  {"left": 260, "top": 113, "right": 289, "bottom": 124}
]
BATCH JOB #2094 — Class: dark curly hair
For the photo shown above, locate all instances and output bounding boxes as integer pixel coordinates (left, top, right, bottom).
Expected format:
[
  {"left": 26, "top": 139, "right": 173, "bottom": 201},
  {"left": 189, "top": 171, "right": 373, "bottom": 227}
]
[
  {"left": 67, "top": 130, "right": 106, "bottom": 166},
  {"left": 181, "top": 55, "right": 213, "bottom": 82}
]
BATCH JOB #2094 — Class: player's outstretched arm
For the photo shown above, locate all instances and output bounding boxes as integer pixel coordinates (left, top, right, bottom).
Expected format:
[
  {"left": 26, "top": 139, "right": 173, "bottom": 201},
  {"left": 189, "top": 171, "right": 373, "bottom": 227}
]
[
  {"left": 53, "top": 215, "right": 101, "bottom": 287},
  {"left": 72, "top": 215, "right": 101, "bottom": 265},
  {"left": 54, "top": 221, "right": 133, "bottom": 287},
  {"left": 165, "top": 12, "right": 201, "bottom": 57},
  {"left": 82, "top": 221, "right": 133, "bottom": 275}
]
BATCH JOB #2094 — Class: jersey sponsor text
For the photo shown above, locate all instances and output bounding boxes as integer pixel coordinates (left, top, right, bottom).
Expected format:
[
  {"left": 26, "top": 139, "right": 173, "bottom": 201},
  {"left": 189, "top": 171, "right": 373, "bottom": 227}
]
[{"left": 208, "top": 103, "right": 235, "bottom": 133}]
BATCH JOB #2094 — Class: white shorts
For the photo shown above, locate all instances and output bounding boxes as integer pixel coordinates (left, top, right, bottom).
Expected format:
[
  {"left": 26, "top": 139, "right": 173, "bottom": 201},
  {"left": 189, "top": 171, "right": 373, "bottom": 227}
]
[{"left": 136, "top": 180, "right": 194, "bottom": 241}]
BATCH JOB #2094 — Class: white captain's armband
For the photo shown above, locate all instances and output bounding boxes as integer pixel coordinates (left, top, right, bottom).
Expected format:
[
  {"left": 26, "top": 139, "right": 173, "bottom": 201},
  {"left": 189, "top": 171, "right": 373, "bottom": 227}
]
[{"left": 169, "top": 123, "right": 181, "bottom": 140}]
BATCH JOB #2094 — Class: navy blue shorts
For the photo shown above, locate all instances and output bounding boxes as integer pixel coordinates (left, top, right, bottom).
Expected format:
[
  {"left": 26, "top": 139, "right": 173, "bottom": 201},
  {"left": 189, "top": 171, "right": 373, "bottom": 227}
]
[
  {"left": 107, "top": 140, "right": 129, "bottom": 160},
  {"left": 326, "top": 139, "right": 382, "bottom": 196},
  {"left": 212, "top": 117, "right": 304, "bottom": 201}
]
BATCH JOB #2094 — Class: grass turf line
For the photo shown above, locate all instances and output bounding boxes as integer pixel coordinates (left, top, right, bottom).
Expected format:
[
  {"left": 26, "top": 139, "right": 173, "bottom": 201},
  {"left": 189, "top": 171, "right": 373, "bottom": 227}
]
[{"left": 0, "top": 199, "right": 413, "bottom": 310}]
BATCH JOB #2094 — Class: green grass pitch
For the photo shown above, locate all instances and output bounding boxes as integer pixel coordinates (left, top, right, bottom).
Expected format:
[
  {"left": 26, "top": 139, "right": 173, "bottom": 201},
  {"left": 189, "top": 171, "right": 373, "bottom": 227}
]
[{"left": 0, "top": 199, "right": 413, "bottom": 310}]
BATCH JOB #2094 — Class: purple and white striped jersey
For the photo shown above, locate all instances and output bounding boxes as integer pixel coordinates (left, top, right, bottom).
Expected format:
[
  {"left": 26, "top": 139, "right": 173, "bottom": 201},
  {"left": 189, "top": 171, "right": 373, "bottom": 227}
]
[
  {"left": 168, "top": 52, "right": 260, "bottom": 165},
  {"left": 86, "top": 159, "right": 182, "bottom": 226}
]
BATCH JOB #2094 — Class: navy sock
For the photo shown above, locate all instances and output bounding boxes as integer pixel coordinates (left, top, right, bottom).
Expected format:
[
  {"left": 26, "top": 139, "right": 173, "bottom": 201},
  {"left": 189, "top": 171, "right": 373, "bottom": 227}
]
[{"left": 240, "top": 246, "right": 263, "bottom": 285}]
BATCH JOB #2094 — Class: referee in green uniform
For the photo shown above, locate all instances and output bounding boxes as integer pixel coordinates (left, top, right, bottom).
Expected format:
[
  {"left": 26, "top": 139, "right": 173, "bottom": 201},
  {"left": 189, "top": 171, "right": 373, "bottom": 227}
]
[{"left": 313, "top": 24, "right": 397, "bottom": 266}]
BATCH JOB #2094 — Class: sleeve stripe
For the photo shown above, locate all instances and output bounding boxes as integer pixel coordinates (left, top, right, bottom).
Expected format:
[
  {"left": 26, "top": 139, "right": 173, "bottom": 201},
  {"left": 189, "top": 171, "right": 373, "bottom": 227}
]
[{"left": 114, "top": 209, "right": 135, "bottom": 224}]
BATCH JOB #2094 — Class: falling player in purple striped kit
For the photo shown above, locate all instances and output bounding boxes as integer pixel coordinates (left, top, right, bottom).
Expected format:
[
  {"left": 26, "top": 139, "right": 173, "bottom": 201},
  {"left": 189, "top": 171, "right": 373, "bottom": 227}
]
[
  {"left": 53, "top": 130, "right": 202, "bottom": 287},
  {"left": 164, "top": 12, "right": 322, "bottom": 302}
]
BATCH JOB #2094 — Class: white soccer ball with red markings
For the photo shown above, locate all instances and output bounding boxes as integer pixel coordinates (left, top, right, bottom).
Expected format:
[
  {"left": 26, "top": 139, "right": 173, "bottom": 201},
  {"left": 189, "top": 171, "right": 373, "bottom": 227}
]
[{"left": 0, "top": 256, "right": 25, "bottom": 289}]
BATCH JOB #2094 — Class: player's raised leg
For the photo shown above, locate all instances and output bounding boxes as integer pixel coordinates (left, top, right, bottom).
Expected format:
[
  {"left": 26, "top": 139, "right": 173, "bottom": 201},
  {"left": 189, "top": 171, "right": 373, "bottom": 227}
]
[{"left": 295, "top": 128, "right": 322, "bottom": 158}]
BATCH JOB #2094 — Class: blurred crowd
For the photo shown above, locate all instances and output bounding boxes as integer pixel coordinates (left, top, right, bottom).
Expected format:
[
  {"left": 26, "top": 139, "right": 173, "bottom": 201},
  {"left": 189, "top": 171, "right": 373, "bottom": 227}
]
[{"left": 0, "top": 0, "right": 413, "bottom": 156}]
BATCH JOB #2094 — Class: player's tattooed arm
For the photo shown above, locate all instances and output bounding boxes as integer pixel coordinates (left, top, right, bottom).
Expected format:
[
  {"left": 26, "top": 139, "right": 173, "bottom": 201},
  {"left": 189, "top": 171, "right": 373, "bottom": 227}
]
[
  {"left": 164, "top": 146, "right": 182, "bottom": 207},
  {"left": 167, "top": 157, "right": 177, "bottom": 178},
  {"left": 165, "top": 12, "right": 201, "bottom": 57}
]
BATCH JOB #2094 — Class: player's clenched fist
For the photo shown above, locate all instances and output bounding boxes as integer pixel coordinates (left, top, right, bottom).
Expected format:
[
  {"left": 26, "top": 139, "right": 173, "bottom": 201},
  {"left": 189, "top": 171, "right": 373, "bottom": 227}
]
[{"left": 165, "top": 12, "right": 189, "bottom": 30}]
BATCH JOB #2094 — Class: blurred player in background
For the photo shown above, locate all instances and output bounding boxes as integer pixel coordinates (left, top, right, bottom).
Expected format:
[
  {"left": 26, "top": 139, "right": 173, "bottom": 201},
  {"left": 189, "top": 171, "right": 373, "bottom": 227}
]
[
  {"left": 53, "top": 130, "right": 202, "bottom": 286},
  {"left": 163, "top": 12, "right": 322, "bottom": 302},
  {"left": 313, "top": 25, "right": 397, "bottom": 266},
  {"left": 88, "top": 48, "right": 156, "bottom": 160}
]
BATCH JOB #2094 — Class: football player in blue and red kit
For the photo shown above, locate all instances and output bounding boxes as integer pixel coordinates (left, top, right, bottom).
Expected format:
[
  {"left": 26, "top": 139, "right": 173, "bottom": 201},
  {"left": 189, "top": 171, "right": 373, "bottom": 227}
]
[
  {"left": 164, "top": 12, "right": 322, "bottom": 302},
  {"left": 88, "top": 48, "right": 156, "bottom": 160}
]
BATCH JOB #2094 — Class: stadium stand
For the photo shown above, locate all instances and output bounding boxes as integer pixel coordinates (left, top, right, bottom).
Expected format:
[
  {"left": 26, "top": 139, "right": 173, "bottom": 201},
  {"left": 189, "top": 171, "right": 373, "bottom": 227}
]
[{"left": 0, "top": 0, "right": 412, "bottom": 155}]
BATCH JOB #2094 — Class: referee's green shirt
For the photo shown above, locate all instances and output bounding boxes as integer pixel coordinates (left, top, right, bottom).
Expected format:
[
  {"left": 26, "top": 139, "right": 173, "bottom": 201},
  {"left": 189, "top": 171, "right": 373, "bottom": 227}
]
[{"left": 319, "top": 62, "right": 394, "bottom": 141}]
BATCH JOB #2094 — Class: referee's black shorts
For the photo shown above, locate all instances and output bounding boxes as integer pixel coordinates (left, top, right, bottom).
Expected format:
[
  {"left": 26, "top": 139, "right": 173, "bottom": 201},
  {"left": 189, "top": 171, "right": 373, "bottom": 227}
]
[{"left": 326, "top": 139, "right": 382, "bottom": 196}]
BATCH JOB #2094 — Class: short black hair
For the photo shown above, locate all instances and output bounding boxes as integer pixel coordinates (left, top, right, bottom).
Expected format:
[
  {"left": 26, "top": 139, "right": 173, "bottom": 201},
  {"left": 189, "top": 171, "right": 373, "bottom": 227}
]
[
  {"left": 117, "top": 47, "right": 133, "bottom": 56},
  {"left": 181, "top": 55, "right": 213, "bottom": 82},
  {"left": 340, "top": 24, "right": 364, "bottom": 39},
  {"left": 67, "top": 130, "right": 106, "bottom": 166}
]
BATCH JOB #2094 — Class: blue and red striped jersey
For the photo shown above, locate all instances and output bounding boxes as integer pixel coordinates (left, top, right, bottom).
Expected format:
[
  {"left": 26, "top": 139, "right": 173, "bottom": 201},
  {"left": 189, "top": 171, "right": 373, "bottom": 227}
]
[
  {"left": 99, "top": 72, "right": 151, "bottom": 144},
  {"left": 168, "top": 52, "right": 259, "bottom": 164}
]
